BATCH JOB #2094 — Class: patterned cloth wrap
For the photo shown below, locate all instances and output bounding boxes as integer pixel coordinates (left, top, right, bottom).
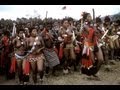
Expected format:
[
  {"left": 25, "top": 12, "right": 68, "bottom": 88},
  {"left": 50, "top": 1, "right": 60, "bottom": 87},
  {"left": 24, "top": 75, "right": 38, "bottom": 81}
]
[
  {"left": 28, "top": 53, "right": 45, "bottom": 62},
  {"left": 43, "top": 48, "right": 60, "bottom": 69}
]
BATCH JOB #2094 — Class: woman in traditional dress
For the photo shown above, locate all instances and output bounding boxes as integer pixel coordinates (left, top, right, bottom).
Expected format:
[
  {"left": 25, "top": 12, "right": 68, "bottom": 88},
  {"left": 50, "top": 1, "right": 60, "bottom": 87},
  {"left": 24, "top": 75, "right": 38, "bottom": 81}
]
[
  {"left": 112, "top": 20, "right": 120, "bottom": 60},
  {"left": 1, "top": 30, "right": 11, "bottom": 79},
  {"left": 27, "top": 27, "right": 45, "bottom": 84},
  {"left": 41, "top": 23, "right": 60, "bottom": 76},
  {"left": 96, "top": 21, "right": 109, "bottom": 65},
  {"left": 94, "top": 17, "right": 104, "bottom": 74},
  {"left": 58, "top": 18, "right": 76, "bottom": 74},
  {"left": 103, "top": 16, "right": 115, "bottom": 60},
  {"left": 12, "top": 29, "right": 28, "bottom": 84},
  {"left": 80, "top": 12, "right": 103, "bottom": 79}
]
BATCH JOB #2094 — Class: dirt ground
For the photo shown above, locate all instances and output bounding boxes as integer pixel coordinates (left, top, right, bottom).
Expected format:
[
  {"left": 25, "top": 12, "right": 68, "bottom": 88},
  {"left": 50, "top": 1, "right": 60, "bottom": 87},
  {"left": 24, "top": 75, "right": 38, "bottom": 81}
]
[{"left": 0, "top": 60, "right": 120, "bottom": 85}]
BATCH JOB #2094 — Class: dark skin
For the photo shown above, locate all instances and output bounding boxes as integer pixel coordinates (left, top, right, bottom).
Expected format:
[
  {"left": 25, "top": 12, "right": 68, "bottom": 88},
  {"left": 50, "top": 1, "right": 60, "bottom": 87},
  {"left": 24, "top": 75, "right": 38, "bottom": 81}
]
[
  {"left": 81, "top": 13, "right": 103, "bottom": 79},
  {"left": 12, "top": 31, "right": 27, "bottom": 55},
  {"left": 59, "top": 20, "right": 76, "bottom": 72},
  {"left": 27, "top": 28, "right": 45, "bottom": 83},
  {"left": 111, "top": 24, "right": 120, "bottom": 59},
  {"left": 12, "top": 30, "right": 27, "bottom": 84},
  {"left": 104, "top": 22, "right": 115, "bottom": 60},
  {"left": 59, "top": 20, "right": 73, "bottom": 42},
  {"left": 27, "top": 29, "right": 45, "bottom": 50}
]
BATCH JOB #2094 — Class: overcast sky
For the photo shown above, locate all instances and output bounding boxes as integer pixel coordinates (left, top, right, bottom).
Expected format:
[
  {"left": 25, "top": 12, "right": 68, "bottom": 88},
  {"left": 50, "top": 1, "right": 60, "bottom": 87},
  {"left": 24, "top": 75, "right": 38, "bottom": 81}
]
[{"left": 0, "top": 5, "right": 120, "bottom": 20}]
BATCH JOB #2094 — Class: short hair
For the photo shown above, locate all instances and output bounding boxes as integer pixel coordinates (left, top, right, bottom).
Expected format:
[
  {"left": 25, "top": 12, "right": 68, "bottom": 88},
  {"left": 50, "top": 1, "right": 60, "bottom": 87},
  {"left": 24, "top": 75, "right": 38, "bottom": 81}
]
[
  {"left": 68, "top": 17, "right": 73, "bottom": 22},
  {"left": 61, "top": 18, "right": 68, "bottom": 25},
  {"left": 104, "top": 16, "right": 111, "bottom": 22},
  {"left": 96, "top": 17, "right": 102, "bottom": 23},
  {"left": 17, "top": 28, "right": 24, "bottom": 34},
  {"left": 29, "top": 27, "right": 37, "bottom": 34}
]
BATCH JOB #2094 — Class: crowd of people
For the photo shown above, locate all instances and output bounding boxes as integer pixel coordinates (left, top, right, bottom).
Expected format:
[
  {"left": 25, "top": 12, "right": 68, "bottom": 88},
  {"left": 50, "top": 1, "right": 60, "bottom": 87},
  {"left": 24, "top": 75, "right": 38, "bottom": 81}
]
[{"left": 0, "top": 12, "right": 120, "bottom": 85}]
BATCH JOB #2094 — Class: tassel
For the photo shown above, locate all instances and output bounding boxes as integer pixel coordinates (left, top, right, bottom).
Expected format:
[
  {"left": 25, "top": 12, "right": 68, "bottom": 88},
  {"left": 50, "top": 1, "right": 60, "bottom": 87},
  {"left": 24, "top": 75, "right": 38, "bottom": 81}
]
[
  {"left": 81, "top": 58, "right": 86, "bottom": 68},
  {"left": 82, "top": 45, "right": 87, "bottom": 55},
  {"left": 89, "top": 59, "right": 93, "bottom": 67},
  {"left": 87, "top": 48, "right": 90, "bottom": 56},
  {"left": 23, "top": 60, "right": 30, "bottom": 75},
  {"left": 9, "top": 56, "right": 16, "bottom": 73},
  {"left": 59, "top": 45, "right": 63, "bottom": 60},
  {"left": 88, "top": 53, "right": 93, "bottom": 69}
]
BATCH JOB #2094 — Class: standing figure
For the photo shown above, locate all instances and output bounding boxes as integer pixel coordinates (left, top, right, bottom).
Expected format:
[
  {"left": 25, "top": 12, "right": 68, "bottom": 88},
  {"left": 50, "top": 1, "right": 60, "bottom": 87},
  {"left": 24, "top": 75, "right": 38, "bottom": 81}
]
[
  {"left": 103, "top": 16, "right": 115, "bottom": 60},
  {"left": 80, "top": 12, "right": 102, "bottom": 79},
  {"left": 112, "top": 20, "right": 120, "bottom": 60},
  {"left": 1, "top": 30, "right": 11, "bottom": 79},
  {"left": 27, "top": 27, "right": 45, "bottom": 84},
  {"left": 94, "top": 17, "right": 104, "bottom": 74},
  {"left": 12, "top": 29, "right": 28, "bottom": 84},
  {"left": 41, "top": 23, "right": 60, "bottom": 76},
  {"left": 58, "top": 18, "right": 76, "bottom": 74}
]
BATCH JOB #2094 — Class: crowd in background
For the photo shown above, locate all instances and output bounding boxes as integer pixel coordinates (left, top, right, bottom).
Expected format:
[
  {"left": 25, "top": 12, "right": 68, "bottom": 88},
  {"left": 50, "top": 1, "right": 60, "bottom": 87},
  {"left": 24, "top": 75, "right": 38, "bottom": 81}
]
[{"left": 0, "top": 13, "right": 120, "bottom": 85}]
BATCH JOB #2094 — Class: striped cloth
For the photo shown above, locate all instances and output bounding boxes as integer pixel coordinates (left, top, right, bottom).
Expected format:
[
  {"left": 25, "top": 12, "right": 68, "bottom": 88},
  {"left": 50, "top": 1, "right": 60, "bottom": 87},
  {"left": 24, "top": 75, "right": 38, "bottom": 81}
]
[{"left": 43, "top": 48, "right": 60, "bottom": 68}]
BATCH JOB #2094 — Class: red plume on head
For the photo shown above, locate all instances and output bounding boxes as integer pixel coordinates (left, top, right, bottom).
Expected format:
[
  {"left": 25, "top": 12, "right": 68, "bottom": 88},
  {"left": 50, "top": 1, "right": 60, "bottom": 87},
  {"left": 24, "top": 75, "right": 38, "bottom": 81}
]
[
  {"left": 81, "top": 12, "right": 87, "bottom": 16},
  {"left": 104, "top": 15, "right": 111, "bottom": 22}
]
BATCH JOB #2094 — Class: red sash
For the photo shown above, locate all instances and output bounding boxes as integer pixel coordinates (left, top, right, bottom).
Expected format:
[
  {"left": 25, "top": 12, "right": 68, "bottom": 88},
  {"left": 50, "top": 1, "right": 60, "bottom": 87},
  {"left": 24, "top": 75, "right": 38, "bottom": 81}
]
[
  {"left": 59, "top": 45, "right": 63, "bottom": 60},
  {"left": 23, "top": 60, "right": 30, "bottom": 75},
  {"left": 9, "top": 56, "right": 17, "bottom": 73}
]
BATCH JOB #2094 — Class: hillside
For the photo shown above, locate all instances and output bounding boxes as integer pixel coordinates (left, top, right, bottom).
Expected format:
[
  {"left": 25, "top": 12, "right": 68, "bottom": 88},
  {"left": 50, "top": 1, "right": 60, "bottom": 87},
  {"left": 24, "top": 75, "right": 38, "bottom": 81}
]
[{"left": 101, "top": 12, "right": 120, "bottom": 21}]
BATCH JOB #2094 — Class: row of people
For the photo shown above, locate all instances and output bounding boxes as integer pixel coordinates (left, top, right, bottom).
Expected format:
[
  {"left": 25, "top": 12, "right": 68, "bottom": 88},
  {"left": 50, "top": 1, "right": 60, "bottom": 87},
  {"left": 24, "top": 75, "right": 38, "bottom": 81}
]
[{"left": 0, "top": 12, "right": 120, "bottom": 84}]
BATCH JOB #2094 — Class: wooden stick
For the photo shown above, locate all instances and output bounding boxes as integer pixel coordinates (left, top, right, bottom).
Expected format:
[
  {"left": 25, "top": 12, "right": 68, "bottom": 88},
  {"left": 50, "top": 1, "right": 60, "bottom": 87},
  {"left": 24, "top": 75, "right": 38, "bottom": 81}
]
[{"left": 92, "top": 8, "right": 95, "bottom": 26}]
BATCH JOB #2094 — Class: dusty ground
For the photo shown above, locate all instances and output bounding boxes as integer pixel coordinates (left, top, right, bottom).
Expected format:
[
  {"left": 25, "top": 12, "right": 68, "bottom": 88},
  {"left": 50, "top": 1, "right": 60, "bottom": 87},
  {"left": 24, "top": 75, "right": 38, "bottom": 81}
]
[{"left": 0, "top": 60, "right": 120, "bottom": 85}]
